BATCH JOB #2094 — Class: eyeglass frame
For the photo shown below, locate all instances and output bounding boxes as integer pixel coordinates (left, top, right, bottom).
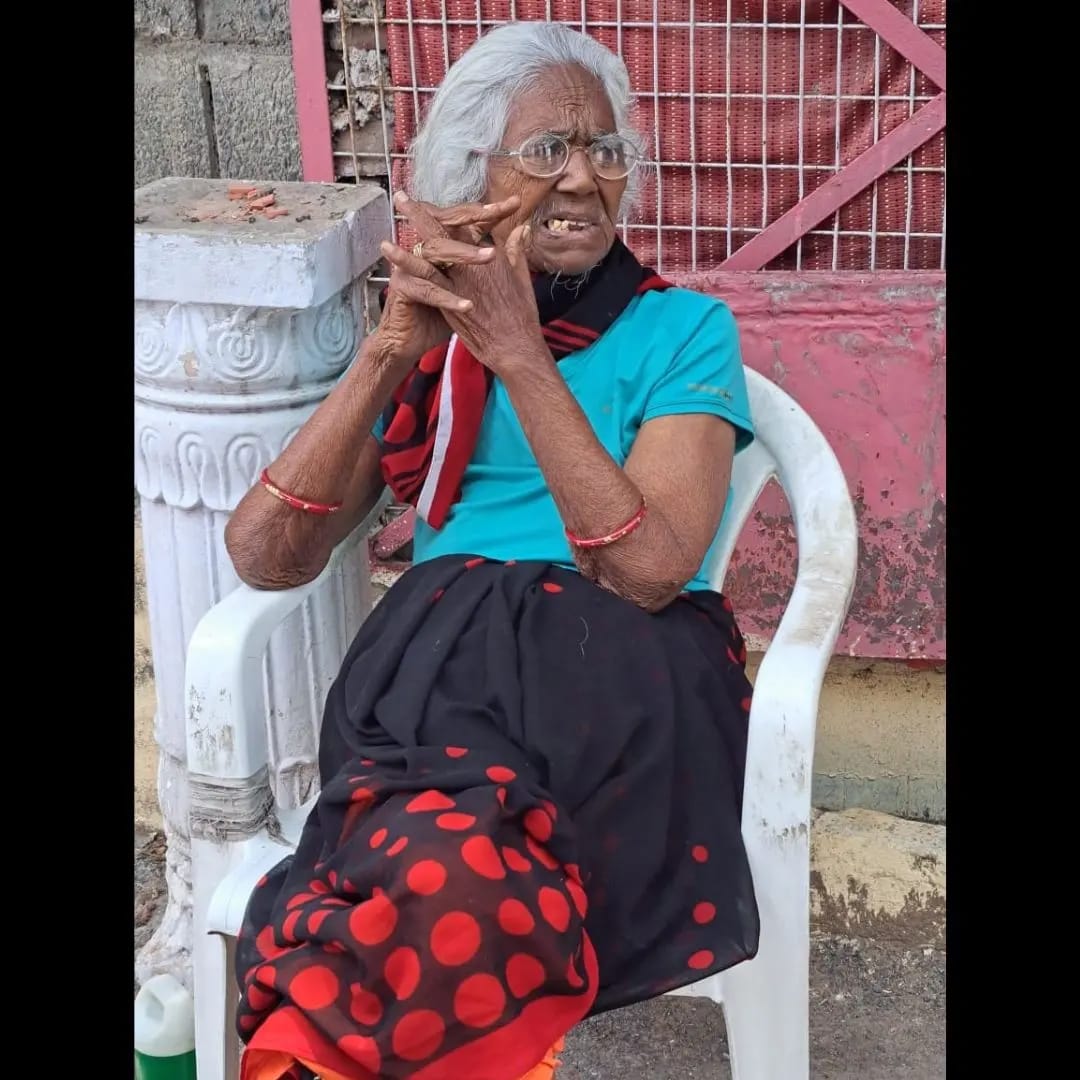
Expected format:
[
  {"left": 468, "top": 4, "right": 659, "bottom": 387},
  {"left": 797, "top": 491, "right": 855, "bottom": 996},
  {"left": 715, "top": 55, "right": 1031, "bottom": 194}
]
[{"left": 475, "top": 131, "right": 644, "bottom": 181}]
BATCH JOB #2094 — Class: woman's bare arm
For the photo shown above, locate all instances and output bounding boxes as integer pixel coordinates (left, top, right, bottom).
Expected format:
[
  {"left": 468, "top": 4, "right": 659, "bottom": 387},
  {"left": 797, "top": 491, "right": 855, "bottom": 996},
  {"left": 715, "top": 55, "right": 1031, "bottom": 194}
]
[
  {"left": 224, "top": 337, "right": 401, "bottom": 590},
  {"left": 499, "top": 355, "right": 735, "bottom": 611}
]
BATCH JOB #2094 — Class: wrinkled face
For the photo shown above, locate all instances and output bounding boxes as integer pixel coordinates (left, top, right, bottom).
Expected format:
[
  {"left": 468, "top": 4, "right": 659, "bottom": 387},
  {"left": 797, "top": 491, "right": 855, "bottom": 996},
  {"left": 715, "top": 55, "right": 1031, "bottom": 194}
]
[{"left": 483, "top": 64, "right": 628, "bottom": 275}]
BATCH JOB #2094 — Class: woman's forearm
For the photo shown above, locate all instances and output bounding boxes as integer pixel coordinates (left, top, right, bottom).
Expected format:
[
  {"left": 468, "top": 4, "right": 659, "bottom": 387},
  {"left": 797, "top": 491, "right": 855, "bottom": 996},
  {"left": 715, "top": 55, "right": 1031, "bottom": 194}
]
[
  {"left": 498, "top": 349, "right": 704, "bottom": 610},
  {"left": 225, "top": 336, "right": 402, "bottom": 589}
]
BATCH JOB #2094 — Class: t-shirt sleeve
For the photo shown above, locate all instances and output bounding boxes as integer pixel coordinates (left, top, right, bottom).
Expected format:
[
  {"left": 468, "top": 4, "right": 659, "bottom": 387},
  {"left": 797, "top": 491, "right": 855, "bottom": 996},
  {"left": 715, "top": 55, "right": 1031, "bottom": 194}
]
[{"left": 641, "top": 298, "right": 754, "bottom": 451}]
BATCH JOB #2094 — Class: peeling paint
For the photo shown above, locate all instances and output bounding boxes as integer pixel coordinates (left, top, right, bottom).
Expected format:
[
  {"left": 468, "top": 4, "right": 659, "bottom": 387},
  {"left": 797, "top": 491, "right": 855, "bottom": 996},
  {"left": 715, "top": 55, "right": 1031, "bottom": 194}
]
[{"left": 672, "top": 270, "right": 946, "bottom": 660}]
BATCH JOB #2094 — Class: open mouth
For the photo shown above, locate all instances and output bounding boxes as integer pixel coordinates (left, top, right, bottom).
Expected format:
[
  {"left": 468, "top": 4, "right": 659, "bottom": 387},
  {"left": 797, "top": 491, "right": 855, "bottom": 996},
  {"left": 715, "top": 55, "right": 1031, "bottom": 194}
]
[{"left": 540, "top": 217, "right": 598, "bottom": 237}]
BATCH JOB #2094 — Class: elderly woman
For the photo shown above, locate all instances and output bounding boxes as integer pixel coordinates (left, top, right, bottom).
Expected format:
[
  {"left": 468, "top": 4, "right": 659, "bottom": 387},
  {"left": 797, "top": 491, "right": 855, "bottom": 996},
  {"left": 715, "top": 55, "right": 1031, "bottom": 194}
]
[{"left": 227, "top": 21, "right": 759, "bottom": 1080}]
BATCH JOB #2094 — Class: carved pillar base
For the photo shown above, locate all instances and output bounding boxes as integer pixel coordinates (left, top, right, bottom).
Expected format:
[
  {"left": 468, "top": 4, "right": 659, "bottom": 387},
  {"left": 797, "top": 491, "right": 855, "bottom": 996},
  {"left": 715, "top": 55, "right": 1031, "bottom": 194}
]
[{"left": 134, "top": 178, "right": 390, "bottom": 988}]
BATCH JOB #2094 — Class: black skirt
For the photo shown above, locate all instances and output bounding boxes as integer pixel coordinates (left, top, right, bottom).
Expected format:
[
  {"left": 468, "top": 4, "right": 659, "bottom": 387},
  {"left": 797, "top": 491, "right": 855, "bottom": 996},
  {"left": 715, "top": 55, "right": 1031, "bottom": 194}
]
[{"left": 235, "top": 555, "right": 759, "bottom": 1080}]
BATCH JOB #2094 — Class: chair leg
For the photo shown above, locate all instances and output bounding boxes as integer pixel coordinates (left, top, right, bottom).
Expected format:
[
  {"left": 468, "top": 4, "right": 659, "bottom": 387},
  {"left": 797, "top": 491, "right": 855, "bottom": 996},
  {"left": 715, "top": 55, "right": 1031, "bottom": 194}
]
[
  {"left": 719, "top": 842, "right": 810, "bottom": 1080},
  {"left": 193, "top": 927, "right": 239, "bottom": 1080}
]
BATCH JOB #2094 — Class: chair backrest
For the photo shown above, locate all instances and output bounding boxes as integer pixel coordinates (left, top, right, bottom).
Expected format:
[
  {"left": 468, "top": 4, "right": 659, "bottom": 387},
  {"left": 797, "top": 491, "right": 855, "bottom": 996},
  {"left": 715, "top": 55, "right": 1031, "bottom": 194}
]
[{"left": 707, "top": 368, "right": 857, "bottom": 604}]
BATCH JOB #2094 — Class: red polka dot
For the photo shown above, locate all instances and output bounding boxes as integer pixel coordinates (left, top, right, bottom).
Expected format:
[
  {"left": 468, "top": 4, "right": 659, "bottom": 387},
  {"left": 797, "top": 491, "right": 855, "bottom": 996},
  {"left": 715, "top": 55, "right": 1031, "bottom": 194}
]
[
  {"left": 454, "top": 973, "right": 506, "bottom": 1028},
  {"left": 406, "top": 859, "right": 447, "bottom": 896},
  {"left": 310, "top": 880, "right": 330, "bottom": 894},
  {"left": 465, "top": 557, "right": 485, "bottom": 569},
  {"left": 348, "top": 893, "right": 398, "bottom": 946},
  {"left": 538, "top": 886, "right": 572, "bottom": 932},
  {"left": 328, "top": 870, "right": 338, "bottom": 889},
  {"left": 351, "top": 786, "right": 375, "bottom": 805},
  {"left": 497, "top": 898, "right": 535, "bottom": 936},
  {"left": 496, "top": 787, "right": 508, "bottom": 807},
  {"left": 433, "top": 588, "right": 445, "bottom": 602},
  {"left": 486, "top": 766, "right": 517, "bottom": 783},
  {"left": 288, "top": 965, "right": 340, "bottom": 1010},
  {"left": 524, "top": 808, "right": 553, "bottom": 842},
  {"left": 361, "top": 758, "right": 375, "bottom": 766},
  {"left": 565, "top": 863, "right": 582, "bottom": 883},
  {"left": 239, "top": 1014, "right": 258, "bottom": 1032},
  {"left": 384, "top": 946, "right": 422, "bottom": 1001},
  {"left": 461, "top": 836, "right": 506, "bottom": 880},
  {"left": 566, "top": 955, "right": 584, "bottom": 988},
  {"left": 436, "top": 812, "right": 477, "bottom": 831},
  {"left": 567, "top": 878, "right": 588, "bottom": 919},
  {"left": 419, "top": 349, "right": 444, "bottom": 373},
  {"left": 282, "top": 910, "right": 303, "bottom": 942},
  {"left": 386, "top": 836, "right": 409, "bottom": 857},
  {"left": 506, "top": 953, "right": 547, "bottom": 998},
  {"left": 693, "top": 902, "right": 717, "bottom": 925},
  {"left": 370, "top": 828, "right": 388, "bottom": 849},
  {"left": 542, "top": 582, "right": 563, "bottom": 593},
  {"left": 541, "top": 799, "right": 558, "bottom": 821},
  {"left": 431, "top": 911, "right": 482, "bottom": 966},
  {"left": 256, "top": 965, "right": 277, "bottom": 989},
  {"left": 349, "top": 984, "right": 383, "bottom": 1026},
  {"left": 256, "top": 926, "right": 286, "bottom": 960},
  {"left": 248, "top": 983, "right": 277, "bottom": 1011},
  {"left": 407, "top": 790, "right": 456, "bottom": 813},
  {"left": 323, "top": 941, "right": 347, "bottom": 955},
  {"left": 741, "top": 696, "right": 752, "bottom": 713},
  {"left": 526, "top": 836, "right": 560, "bottom": 870},
  {"left": 307, "top": 909, "right": 333, "bottom": 935},
  {"left": 392, "top": 1010, "right": 446, "bottom": 1061},
  {"left": 502, "top": 847, "right": 531, "bottom": 872},
  {"left": 338, "top": 1034, "right": 381, "bottom": 1073},
  {"left": 688, "top": 949, "right": 715, "bottom": 970},
  {"left": 286, "top": 892, "right": 317, "bottom": 910},
  {"left": 256, "top": 874, "right": 268, "bottom": 888},
  {"left": 446, "top": 746, "right": 469, "bottom": 758},
  {"left": 692, "top": 845, "right": 709, "bottom": 863}
]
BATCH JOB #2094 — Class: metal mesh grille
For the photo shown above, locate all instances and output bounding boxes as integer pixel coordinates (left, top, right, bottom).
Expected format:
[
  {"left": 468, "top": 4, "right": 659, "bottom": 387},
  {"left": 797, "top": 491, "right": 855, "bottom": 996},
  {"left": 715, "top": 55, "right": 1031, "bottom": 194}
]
[{"left": 325, "top": 0, "right": 945, "bottom": 274}]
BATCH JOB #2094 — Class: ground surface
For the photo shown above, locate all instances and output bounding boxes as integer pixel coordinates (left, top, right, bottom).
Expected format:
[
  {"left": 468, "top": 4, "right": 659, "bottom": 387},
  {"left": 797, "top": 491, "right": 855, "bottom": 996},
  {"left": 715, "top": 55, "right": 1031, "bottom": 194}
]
[{"left": 135, "top": 831, "right": 944, "bottom": 1078}]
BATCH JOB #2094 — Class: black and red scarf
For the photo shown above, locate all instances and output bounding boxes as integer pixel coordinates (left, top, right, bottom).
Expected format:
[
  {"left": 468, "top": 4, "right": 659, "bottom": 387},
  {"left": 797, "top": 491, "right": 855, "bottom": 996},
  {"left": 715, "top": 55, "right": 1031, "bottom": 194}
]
[{"left": 378, "top": 239, "right": 671, "bottom": 529}]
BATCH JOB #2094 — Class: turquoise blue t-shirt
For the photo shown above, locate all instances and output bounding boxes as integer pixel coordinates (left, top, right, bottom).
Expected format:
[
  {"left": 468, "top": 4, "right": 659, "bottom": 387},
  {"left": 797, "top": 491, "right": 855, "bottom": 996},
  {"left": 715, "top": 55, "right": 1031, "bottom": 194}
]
[{"left": 374, "top": 287, "right": 754, "bottom": 591}]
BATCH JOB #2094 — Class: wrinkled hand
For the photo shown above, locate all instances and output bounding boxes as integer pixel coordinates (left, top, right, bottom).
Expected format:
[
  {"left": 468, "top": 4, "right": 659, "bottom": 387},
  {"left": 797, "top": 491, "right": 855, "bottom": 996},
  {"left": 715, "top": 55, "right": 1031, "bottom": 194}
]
[
  {"left": 369, "top": 193, "right": 522, "bottom": 375},
  {"left": 394, "top": 194, "right": 546, "bottom": 375}
]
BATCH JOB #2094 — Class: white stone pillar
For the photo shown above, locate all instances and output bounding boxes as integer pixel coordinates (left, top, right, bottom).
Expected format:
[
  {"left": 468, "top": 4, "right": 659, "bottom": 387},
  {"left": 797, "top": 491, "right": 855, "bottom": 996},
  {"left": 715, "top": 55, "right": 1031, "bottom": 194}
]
[{"left": 134, "top": 179, "right": 390, "bottom": 989}]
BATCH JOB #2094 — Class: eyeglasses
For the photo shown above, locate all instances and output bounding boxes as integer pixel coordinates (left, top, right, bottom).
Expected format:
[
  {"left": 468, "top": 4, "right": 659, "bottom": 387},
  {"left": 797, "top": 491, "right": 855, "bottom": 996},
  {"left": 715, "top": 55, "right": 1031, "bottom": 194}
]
[{"left": 481, "top": 132, "right": 642, "bottom": 181}]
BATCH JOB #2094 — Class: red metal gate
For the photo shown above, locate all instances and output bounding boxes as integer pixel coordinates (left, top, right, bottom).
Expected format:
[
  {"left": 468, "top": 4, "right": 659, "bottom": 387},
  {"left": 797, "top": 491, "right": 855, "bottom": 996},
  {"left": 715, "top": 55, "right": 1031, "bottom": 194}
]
[
  {"left": 295, "top": 0, "right": 946, "bottom": 274},
  {"left": 289, "top": 0, "right": 947, "bottom": 660}
]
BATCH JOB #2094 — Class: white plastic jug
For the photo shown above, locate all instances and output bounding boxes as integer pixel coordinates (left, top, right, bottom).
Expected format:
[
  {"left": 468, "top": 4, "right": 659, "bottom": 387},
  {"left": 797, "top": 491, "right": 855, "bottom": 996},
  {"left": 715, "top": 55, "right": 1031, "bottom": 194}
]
[{"left": 134, "top": 973, "right": 197, "bottom": 1080}]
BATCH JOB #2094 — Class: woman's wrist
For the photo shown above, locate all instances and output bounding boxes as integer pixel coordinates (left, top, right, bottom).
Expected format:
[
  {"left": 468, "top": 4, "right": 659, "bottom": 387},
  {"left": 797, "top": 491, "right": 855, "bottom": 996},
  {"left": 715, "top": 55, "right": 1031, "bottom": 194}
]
[
  {"left": 363, "top": 330, "right": 414, "bottom": 372},
  {"left": 486, "top": 331, "right": 553, "bottom": 381}
]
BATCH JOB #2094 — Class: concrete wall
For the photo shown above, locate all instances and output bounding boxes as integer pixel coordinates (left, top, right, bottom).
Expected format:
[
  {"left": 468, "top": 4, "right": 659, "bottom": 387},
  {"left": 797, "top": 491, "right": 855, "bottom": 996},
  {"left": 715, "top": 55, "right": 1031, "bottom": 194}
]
[
  {"left": 135, "top": 0, "right": 301, "bottom": 187},
  {"left": 133, "top": 521, "right": 945, "bottom": 831}
]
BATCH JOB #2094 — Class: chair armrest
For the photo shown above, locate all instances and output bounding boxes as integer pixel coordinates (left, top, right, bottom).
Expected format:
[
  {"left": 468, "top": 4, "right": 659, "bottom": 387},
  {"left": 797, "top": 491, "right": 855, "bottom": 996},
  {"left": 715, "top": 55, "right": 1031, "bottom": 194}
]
[
  {"left": 184, "top": 492, "right": 390, "bottom": 786},
  {"left": 744, "top": 532, "right": 857, "bottom": 838}
]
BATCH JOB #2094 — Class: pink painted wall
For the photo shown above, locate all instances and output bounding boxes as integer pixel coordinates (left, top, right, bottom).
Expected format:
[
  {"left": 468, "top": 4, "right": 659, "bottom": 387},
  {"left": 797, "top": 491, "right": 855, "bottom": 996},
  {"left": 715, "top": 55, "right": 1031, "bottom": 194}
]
[{"left": 673, "top": 270, "right": 946, "bottom": 661}]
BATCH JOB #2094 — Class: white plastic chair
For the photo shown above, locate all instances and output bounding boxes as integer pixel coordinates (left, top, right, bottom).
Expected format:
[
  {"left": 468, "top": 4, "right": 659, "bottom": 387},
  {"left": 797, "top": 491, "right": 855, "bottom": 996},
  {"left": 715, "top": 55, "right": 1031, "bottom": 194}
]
[{"left": 184, "top": 366, "right": 858, "bottom": 1080}]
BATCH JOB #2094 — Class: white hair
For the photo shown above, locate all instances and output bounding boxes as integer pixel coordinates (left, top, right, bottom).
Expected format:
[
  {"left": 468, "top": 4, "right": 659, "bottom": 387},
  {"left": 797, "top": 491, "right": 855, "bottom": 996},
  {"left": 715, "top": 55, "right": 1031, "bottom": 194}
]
[{"left": 410, "top": 21, "right": 641, "bottom": 214}]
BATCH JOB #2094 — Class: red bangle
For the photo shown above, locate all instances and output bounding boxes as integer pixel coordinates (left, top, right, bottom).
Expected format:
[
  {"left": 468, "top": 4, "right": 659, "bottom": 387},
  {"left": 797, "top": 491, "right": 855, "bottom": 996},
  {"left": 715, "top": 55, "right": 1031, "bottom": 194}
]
[
  {"left": 566, "top": 498, "right": 647, "bottom": 549},
  {"left": 259, "top": 469, "right": 343, "bottom": 515}
]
